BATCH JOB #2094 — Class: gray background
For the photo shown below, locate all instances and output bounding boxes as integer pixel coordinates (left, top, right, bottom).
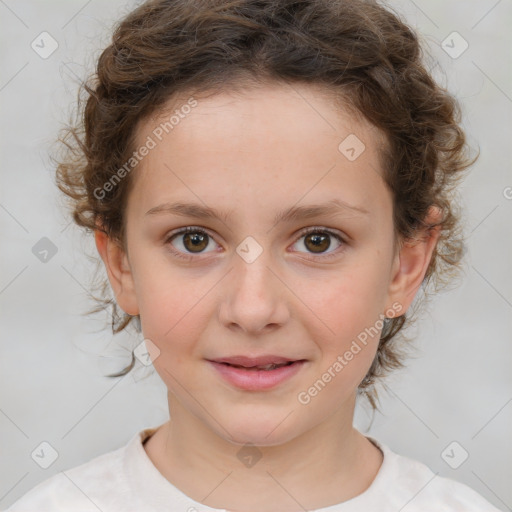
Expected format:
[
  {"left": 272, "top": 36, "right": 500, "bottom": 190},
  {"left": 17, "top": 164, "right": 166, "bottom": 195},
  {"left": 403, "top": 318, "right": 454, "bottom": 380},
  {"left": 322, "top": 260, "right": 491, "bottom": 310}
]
[{"left": 1, "top": 0, "right": 511, "bottom": 510}]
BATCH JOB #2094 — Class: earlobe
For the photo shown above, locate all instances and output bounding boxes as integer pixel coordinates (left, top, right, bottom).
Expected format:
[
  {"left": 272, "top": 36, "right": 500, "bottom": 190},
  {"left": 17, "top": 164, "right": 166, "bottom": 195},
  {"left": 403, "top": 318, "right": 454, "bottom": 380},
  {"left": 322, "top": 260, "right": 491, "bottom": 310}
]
[
  {"left": 94, "top": 229, "right": 140, "bottom": 316},
  {"left": 386, "top": 206, "right": 442, "bottom": 314}
]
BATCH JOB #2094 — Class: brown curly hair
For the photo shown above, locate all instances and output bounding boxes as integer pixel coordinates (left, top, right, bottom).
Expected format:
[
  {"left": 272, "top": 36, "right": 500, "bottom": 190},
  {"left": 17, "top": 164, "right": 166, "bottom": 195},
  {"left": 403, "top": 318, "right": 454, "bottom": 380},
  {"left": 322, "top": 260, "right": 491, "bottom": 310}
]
[{"left": 54, "top": 0, "right": 476, "bottom": 409}]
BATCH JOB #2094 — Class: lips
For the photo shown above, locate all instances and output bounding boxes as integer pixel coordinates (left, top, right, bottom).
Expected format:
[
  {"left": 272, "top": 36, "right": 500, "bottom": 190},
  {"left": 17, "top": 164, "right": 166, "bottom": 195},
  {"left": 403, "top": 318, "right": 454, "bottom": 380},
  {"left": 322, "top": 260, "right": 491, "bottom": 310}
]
[
  {"left": 219, "top": 361, "right": 294, "bottom": 371},
  {"left": 209, "top": 355, "right": 302, "bottom": 370},
  {"left": 207, "top": 356, "right": 307, "bottom": 390}
]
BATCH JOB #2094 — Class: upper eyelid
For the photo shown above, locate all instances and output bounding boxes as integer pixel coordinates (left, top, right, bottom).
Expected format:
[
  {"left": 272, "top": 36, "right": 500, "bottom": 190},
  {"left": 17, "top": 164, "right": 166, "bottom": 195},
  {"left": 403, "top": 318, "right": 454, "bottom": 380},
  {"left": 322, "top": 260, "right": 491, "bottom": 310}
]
[
  {"left": 166, "top": 226, "right": 217, "bottom": 243},
  {"left": 295, "top": 225, "right": 346, "bottom": 240}
]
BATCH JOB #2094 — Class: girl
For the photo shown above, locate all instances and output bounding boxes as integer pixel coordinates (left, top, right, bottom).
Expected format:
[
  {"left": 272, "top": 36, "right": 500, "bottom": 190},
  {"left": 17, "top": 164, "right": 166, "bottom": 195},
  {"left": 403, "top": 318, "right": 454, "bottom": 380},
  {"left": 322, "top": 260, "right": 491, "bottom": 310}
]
[{"left": 5, "top": 0, "right": 503, "bottom": 510}]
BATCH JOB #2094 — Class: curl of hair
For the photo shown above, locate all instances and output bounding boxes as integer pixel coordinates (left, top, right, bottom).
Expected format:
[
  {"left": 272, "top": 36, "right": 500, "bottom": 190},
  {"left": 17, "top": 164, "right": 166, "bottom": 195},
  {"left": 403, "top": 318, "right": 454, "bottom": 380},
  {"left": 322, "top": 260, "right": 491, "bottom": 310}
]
[{"left": 54, "top": 0, "right": 476, "bottom": 409}]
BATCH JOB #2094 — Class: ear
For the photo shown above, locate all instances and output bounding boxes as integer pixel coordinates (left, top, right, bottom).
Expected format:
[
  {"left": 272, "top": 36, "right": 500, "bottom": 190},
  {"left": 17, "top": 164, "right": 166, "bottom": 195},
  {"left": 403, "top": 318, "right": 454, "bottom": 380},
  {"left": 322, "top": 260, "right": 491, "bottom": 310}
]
[
  {"left": 385, "top": 206, "right": 443, "bottom": 315},
  {"left": 94, "top": 227, "right": 140, "bottom": 316}
]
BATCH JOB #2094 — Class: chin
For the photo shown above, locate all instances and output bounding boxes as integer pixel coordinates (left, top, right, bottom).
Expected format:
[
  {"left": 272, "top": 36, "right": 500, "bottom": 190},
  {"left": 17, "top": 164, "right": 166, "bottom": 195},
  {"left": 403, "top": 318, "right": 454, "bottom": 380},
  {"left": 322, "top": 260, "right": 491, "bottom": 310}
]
[{"left": 216, "top": 413, "right": 303, "bottom": 447}]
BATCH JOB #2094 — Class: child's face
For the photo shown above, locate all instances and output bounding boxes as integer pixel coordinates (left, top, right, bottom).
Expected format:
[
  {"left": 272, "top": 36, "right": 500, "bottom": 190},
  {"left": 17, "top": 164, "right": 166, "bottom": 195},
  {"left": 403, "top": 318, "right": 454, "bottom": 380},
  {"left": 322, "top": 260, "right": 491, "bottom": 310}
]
[{"left": 97, "top": 83, "right": 434, "bottom": 446}]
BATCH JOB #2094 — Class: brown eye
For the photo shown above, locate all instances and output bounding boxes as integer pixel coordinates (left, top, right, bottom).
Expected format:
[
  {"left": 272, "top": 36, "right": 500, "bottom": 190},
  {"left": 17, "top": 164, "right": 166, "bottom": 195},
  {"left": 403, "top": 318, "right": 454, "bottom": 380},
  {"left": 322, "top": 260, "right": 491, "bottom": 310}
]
[
  {"left": 291, "top": 228, "right": 345, "bottom": 258},
  {"left": 166, "top": 227, "right": 218, "bottom": 258},
  {"left": 182, "top": 231, "right": 209, "bottom": 252},
  {"left": 304, "top": 232, "right": 331, "bottom": 253}
]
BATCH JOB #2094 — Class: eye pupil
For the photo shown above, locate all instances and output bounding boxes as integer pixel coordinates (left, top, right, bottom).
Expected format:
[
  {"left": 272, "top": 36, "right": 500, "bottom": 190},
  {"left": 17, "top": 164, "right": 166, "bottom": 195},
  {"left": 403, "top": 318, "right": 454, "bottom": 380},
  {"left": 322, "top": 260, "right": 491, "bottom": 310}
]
[
  {"left": 305, "top": 233, "right": 330, "bottom": 253},
  {"left": 184, "top": 232, "right": 208, "bottom": 252}
]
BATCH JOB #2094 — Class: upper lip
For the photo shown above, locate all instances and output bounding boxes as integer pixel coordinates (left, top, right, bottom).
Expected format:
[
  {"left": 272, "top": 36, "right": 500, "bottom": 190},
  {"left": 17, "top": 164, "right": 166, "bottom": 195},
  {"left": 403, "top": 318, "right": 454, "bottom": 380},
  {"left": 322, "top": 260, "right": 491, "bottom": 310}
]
[{"left": 208, "top": 355, "right": 303, "bottom": 367}]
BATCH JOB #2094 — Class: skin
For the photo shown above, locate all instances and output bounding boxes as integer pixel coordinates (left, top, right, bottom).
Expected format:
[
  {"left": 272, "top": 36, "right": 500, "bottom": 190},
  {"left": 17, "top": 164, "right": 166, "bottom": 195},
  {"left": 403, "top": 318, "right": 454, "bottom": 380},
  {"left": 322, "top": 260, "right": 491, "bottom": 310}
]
[{"left": 95, "top": 82, "right": 441, "bottom": 512}]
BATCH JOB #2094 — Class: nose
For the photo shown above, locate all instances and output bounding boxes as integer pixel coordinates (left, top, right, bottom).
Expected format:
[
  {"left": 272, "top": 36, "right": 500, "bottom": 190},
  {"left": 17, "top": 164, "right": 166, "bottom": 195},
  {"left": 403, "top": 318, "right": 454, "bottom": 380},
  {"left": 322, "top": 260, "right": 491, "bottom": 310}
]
[{"left": 218, "top": 250, "right": 290, "bottom": 335}]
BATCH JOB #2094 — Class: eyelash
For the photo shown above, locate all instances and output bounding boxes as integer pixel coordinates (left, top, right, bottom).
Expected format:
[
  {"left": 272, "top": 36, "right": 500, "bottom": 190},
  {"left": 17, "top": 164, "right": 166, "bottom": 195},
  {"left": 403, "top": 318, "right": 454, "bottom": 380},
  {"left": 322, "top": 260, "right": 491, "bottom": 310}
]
[{"left": 164, "top": 226, "right": 347, "bottom": 261}]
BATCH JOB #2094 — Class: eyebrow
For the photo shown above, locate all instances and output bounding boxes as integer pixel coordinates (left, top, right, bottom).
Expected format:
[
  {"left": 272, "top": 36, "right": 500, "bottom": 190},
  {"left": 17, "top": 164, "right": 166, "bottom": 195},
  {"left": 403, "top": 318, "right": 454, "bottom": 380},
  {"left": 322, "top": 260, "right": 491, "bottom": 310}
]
[{"left": 145, "top": 199, "right": 370, "bottom": 225}]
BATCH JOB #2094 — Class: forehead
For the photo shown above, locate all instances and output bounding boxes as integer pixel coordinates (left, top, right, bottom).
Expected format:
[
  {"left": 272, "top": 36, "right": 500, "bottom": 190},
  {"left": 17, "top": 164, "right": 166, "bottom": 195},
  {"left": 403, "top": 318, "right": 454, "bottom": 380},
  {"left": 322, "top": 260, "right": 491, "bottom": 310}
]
[
  {"left": 137, "top": 81, "right": 384, "bottom": 150},
  {"left": 128, "top": 82, "right": 389, "bottom": 220}
]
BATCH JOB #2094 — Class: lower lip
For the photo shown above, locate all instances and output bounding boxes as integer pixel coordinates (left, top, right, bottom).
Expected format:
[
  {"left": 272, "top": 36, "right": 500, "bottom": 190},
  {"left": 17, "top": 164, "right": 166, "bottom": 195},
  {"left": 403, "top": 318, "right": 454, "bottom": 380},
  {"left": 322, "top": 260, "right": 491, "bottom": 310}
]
[{"left": 208, "top": 360, "right": 306, "bottom": 390}]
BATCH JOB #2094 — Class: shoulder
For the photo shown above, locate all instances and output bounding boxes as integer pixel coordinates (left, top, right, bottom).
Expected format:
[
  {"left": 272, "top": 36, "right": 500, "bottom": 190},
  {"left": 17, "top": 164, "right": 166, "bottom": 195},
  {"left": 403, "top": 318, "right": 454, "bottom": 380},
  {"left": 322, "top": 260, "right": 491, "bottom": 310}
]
[
  {"left": 370, "top": 439, "right": 503, "bottom": 512},
  {"left": 3, "top": 431, "right": 144, "bottom": 512}
]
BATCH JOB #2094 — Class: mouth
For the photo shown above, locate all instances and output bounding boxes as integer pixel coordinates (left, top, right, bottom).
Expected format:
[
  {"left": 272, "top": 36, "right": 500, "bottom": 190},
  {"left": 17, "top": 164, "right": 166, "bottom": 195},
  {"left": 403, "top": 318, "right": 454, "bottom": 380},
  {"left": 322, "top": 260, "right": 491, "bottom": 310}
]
[
  {"left": 207, "top": 356, "right": 307, "bottom": 390},
  {"left": 209, "top": 355, "right": 304, "bottom": 367},
  {"left": 217, "top": 361, "right": 297, "bottom": 371}
]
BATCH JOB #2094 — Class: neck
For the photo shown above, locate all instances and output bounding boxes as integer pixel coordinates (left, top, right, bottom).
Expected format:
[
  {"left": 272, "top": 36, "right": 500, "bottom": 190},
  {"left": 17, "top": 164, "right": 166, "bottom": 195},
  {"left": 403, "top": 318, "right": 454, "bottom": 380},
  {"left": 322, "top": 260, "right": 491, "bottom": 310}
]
[{"left": 143, "top": 392, "right": 383, "bottom": 512}]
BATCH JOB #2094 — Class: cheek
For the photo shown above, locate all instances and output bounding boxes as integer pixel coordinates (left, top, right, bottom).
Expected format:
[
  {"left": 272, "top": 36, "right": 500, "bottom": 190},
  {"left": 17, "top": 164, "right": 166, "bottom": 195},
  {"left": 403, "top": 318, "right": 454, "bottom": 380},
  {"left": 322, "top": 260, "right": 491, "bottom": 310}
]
[
  {"left": 132, "top": 259, "right": 212, "bottom": 354},
  {"left": 291, "top": 258, "right": 390, "bottom": 389},
  {"left": 141, "top": 299, "right": 207, "bottom": 388},
  {"left": 298, "top": 263, "right": 388, "bottom": 339},
  {"left": 131, "top": 242, "right": 197, "bottom": 311}
]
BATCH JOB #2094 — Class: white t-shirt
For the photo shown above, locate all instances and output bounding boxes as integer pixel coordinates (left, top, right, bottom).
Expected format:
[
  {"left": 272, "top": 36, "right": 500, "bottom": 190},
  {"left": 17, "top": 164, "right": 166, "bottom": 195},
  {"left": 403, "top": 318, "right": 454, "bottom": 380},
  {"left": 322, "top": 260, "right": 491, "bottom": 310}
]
[{"left": 3, "top": 426, "right": 502, "bottom": 512}]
